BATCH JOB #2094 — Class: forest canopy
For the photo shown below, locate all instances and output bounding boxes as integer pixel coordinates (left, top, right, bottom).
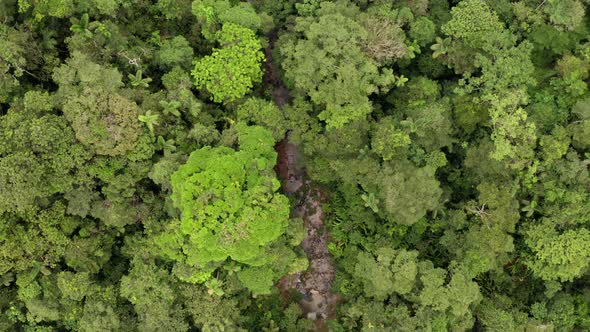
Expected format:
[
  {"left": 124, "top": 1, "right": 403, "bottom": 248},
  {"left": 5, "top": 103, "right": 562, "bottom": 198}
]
[{"left": 2, "top": 0, "right": 590, "bottom": 331}]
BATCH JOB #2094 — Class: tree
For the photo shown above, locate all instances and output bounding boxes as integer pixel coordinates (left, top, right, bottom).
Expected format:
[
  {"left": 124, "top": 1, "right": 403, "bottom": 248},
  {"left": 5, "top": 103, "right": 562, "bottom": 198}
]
[
  {"left": 487, "top": 92, "right": 537, "bottom": 170},
  {"left": 64, "top": 231, "right": 114, "bottom": 274},
  {"left": 338, "top": 247, "right": 481, "bottom": 331},
  {"left": 565, "top": 78, "right": 590, "bottom": 150},
  {"left": 460, "top": 42, "right": 536, "bottom": 95},
  {"left": 17, "top": 0, "right": 75, "bottom": 18},
  {"left": 362, "top": 16, "right": 408, "bottom": 64},
  {"left": 52, "top": 51, "right": 123, "bottom": 97},
  {"left": 402, "top": 99, "right": 454, "bottom": 152},
  {"left": 279, "top": 1, "right": 396, "bottom": 128},
  {"left": 370, "top": 116, "right": 411, "bottom": 161},
  {"left": 0, "top": 203, "right": 78, "bottom": 275},
  {"left": 78, "top": 295, "right": 121, "bottom": 332},
  {"left": 63, "top": 88, "right": 143, "bottom": 156},
  {"left": 192, "top": 23, "right": 265, "bottom": 103},
  {"left": 476, "top": 298, "right": 530, "bottom": 332},
  {"left": 127, "top": 69, "right": 152, "bottom": 88},
  {"left": 155, "top": 124, "right": 297, "bottom": 294},
  {"left": 57, "top": 271, "right": 93, "bottom": 302},
  {"left": 155, "top": 36, "right": 194, "bottom": 69},
  {"left": 543, "top": 0, "right": 585, "bottom": 32},
  {"left": 177, "top": 283, "right": 246, "bottom": 331},
  {"left": 525, "top": 220, "right": 590, "bottom": 282},
  {"left": 138, "top": 110, "right": 160, "bottom": 135},
  {"left": 192, "top": 0, "right": 263, "bottom": 40},
  {"left": 0, "top": 106, "right": 89, "bottom": 214},
  {"left": 377, "top": 163, "right": 443, "bottom": 226},
  {"left": 353, "top": 247, "right": 419, "bottom": 299},
  {"left": 236, "top": 97, "right": 288, "bottom": 141},
  {"left": 0, "top": 24, "right": 37, "bottom": 104},
  {"left": 155, "top": 0, "right": 192, "bottom": 20},
  {"left": 409, "top": 16, "right": 436, "bottom": 47},
  {"left": 441, "top": 0, "right": 513, "bottom": 51},
  {"left": 120, "top": 257, "right": 188, "bottom": 331}
]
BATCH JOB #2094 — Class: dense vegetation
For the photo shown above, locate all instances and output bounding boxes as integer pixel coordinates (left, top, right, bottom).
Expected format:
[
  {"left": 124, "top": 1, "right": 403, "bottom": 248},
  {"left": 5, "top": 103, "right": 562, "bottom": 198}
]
[{"left": 2, "top": 0, "right": 590, "bottom": 330}]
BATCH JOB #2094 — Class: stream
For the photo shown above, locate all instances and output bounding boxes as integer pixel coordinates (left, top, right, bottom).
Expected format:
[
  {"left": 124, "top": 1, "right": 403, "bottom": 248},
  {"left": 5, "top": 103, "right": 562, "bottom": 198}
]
[{"left": 265, "top": 31, "right": 339, "bottom": 331}]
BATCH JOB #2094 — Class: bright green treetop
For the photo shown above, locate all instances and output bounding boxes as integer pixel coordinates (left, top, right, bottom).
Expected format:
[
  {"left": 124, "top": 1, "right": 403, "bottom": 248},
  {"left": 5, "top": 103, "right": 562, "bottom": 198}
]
[
  {"left": 192, "top": 23, "right": 265, "bottom": 103},
  {"left": 442, "top": 0, "right": 513, "bottom": 51},
  {"left": 192, "top": 0, "right": 263, "bottom": 40},
  {"left": 525, "top": 221, "right": 590, "bottom": 282},
  {"left": 157, "top": 124, "right": 290, "bottom": 292}
]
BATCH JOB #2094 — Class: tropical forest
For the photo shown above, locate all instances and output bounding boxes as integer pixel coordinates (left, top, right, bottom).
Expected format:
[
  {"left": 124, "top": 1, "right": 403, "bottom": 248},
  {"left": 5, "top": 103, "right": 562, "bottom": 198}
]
[{"left": 2, "top": 0, "right": 590, "bottom": 330}]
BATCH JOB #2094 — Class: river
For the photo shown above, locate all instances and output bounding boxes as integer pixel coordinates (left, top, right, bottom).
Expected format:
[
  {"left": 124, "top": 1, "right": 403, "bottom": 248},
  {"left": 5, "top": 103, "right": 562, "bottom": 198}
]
[{"left": 265, "top": 30, "right": 339, "bottom": 331}]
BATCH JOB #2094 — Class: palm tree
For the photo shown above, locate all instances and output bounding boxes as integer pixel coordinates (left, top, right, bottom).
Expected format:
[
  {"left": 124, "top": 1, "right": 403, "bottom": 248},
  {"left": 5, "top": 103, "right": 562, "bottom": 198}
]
[
  {"left": 128, "top": 69, "right": 152, "bottom": 88},
  {"left": 138, "top": 110, "right": 159, "bottom": 134},
  {"left": 431, "top": 37, "right": 451, "bottom": 59},
  {"left": 159, "top": 100, "right": 182, "bottom": 117},
  {"left": 157, "top": 136, "right": 176, "bottom": 155},
  {"left": 70, "top": 13, "right": 92, "bottom": 39}
]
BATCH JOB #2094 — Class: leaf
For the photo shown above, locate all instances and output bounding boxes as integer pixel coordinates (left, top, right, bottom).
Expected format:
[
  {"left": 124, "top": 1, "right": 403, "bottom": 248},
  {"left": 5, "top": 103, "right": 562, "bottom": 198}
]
[
  {"left": 128, "top": 70, "right": 152, "bottom": 88},
  {"left": 138, "top": 110, "right": 160, "bottom": 134}
]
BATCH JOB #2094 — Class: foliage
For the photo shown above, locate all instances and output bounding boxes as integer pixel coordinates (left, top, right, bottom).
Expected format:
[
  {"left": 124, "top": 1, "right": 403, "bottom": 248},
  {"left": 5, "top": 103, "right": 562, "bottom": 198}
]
[
  {"left": 525, "top": 220, "right": 590, "bottom": 282},
  {"left": 236, "top": 97, "right": 287, "bottom": 140},
  {"left": 3, "top": 0, "right": 590, "bottom": 330},
  {"left": 155, "top": 36, "right": 194, "bottom": 69},
  {"left": 0, "top": 108, "right": 89, "bottom": 214},
  {"left": 279, "top": 1, "right": 396, "bottom": 128},
  {"left": 63, "top": 88, "right": 143, "bottom": 156},
  {"left": 192, "top": 23, "right": 265, "bottom": 103},
  {"left": 192, "top": 0, "right": 263, "bottom": 40},
  {"left": 156, "top": 124, "right": 297, "bottom": 293},
  {"left": 378, "top": 164, "right": 443, "bottom": 226}
]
